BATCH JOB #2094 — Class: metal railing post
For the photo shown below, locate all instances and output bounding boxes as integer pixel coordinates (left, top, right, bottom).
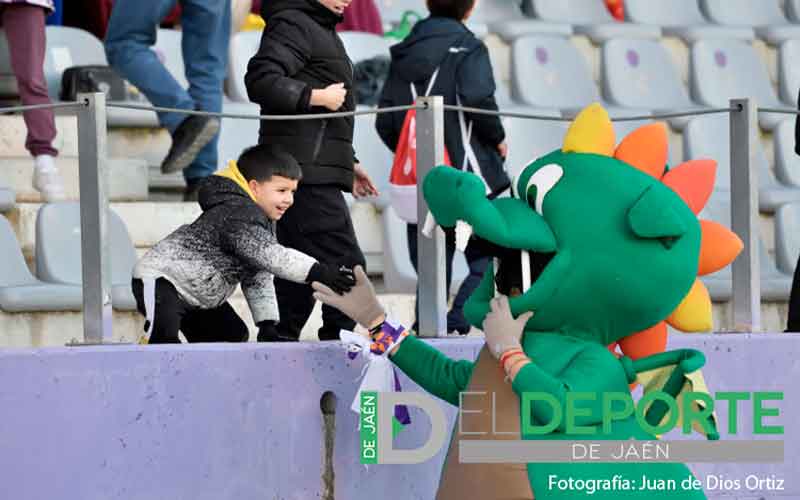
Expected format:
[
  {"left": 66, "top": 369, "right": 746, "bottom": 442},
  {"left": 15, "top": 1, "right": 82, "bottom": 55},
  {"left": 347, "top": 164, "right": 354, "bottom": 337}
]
[
  {"left": 415, "top": 96, "right": 447, "bottom": 337},
  {"left": 729, "top": 98, "right": 761, "bottom": 332},
  {"left": 76, "top": 92, "right": 112, "bottom": 344}
]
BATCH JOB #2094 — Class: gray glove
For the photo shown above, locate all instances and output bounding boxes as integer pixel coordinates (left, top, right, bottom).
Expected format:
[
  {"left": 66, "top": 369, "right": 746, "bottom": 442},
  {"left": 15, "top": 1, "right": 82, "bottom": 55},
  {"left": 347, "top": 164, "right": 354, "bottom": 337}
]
[
  {"left": 312, "top": 265, "right": 385, "bottom": 329},
  {"left": 482, "top": 295, "right": 534, "bottom": 359}
]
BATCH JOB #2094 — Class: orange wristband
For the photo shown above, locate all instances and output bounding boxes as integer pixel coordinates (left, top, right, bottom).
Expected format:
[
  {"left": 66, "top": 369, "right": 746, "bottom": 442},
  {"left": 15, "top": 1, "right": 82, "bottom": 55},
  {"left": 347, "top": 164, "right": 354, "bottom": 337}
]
[
  {"left": 504, "top": 355, "right": 530, "bottom": 375},
  {"left": 499, "top": 348, "right": 524, "bottom": 367}
]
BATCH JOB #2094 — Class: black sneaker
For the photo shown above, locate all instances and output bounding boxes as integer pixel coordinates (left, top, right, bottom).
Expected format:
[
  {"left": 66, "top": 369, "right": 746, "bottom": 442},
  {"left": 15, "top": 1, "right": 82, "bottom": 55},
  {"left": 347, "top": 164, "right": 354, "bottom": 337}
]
[{"left": 161, "top": 115, "right": 220, "bottom": 174}]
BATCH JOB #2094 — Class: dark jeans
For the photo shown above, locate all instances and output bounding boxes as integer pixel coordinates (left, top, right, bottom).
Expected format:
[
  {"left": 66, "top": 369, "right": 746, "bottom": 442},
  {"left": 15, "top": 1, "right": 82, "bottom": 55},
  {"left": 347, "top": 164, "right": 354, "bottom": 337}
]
[
  {"left": 274, "top": 184, "right": 367, "bottom": 341},
  {"left": 407, "top": 224, "right": 490, "bottom": 333},
  {"left": 104, "top": 0, "right": 230, "bottom": 181},
  {"left": 132, "top": 278, "right": 249, "bottom": 344}
]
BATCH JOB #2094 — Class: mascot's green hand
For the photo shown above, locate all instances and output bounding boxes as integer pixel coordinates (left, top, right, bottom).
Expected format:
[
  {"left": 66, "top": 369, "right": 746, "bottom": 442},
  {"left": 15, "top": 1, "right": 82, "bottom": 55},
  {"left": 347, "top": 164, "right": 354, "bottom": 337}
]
[{"left": 482, "top": 295, "right": 534, "bottom": 359}]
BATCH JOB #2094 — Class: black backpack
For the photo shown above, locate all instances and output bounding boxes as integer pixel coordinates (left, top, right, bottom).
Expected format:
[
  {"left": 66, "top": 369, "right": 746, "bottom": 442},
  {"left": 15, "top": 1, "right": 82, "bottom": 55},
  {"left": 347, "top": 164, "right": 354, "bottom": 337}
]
[
  {"left": 60, "top": 65, "right": 126, "bottom": 101},
  {"left": 353, "top": 56, "right": 390, "bottom": 106}
]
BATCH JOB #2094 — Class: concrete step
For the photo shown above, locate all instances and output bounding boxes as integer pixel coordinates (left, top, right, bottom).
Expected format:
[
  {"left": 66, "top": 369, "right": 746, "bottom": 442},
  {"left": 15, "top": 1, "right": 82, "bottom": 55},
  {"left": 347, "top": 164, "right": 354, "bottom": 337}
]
[
  {"left": 108, "top": 126, "right": 170, "bottom": 170},
  {"left": 0, "top": 156, "right": 149, "bottom": 203},
  {"left": 0, "top": 114, "right": 80, "bottom": 157},
  {"left": 9, "top": 200, "right": 385, "bottom": 269},
  {"left": 0, "top": 292, "right": 418, "bottom": 348}
]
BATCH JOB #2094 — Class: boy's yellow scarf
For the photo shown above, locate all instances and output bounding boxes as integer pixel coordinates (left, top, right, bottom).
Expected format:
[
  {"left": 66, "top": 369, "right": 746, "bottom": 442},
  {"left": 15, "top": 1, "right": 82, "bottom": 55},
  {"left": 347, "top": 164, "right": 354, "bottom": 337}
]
[{"left": 216, "top": 160, "right": 257, "bottom": 202}]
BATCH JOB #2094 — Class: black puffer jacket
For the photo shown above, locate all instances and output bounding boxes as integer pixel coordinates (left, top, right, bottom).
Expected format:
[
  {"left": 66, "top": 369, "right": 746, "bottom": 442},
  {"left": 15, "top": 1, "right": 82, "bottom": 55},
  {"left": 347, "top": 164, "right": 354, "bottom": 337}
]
[
  {"left": 376, "top": 17, "right": 510, "bottom": 197},
  {"left": 245, "top": 0, "right": 356, "bottom": 191},
  {"left": 133, "top": 176, "right": 317, "bottom": 323}
]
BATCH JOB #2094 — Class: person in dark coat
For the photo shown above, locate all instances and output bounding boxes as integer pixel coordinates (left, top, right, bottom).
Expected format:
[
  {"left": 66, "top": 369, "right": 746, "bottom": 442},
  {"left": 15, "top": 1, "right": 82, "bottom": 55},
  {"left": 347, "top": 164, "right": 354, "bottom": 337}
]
[
  {"left": 244, "top": 0, "right": 379, "bottom": 341},
  {"left": 375, "top": 0, "right": 511, "bottom": 334},
  {"left": 788, "top": 93, "right": 800, "bottom": 331}
]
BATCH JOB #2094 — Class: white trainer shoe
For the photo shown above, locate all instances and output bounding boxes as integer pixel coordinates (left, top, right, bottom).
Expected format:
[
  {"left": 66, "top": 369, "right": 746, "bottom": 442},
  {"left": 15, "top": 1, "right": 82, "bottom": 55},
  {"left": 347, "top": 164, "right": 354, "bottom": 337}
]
[{"left": 33, "top": 155, "right": 66, "bottom": 202}]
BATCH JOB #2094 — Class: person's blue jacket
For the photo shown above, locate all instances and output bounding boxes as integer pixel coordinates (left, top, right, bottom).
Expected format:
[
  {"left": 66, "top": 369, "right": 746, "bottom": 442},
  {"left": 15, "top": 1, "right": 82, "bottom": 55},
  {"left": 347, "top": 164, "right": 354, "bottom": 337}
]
[{"left": 376, "top": 16, "right": 510, "bottom": 197}]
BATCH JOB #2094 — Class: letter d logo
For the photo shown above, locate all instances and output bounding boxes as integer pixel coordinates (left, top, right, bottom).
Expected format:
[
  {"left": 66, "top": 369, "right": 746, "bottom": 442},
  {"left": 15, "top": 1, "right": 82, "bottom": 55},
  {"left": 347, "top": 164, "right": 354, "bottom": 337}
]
[{"left": 378, "top": 392, "right": 448, "bottom": 464}]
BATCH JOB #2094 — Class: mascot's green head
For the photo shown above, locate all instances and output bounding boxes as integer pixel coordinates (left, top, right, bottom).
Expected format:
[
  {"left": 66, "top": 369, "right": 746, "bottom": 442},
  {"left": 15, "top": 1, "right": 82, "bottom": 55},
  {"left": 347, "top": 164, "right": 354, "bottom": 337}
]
[{"left": 423, "top": 104, "right": 742, "bottom": 348}]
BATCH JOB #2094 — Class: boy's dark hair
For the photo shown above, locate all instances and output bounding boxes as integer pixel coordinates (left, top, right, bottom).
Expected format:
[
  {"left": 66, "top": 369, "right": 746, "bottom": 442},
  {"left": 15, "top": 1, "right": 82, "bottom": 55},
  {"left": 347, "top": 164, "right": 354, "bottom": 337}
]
[
  {"left": 237, "top": 144, "right": 303, "bottom": 183},
  {"left": 426, "top": 0, "right": 476, "bottom": 20}
]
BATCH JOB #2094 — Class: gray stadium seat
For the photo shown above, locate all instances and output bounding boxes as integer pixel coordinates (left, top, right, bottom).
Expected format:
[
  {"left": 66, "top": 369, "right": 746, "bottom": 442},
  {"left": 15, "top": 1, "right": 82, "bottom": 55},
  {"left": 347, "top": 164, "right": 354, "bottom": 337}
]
[
  {"left": 0, "top": 215, "right": 82, "bottom": 312},
  {"left": 775, "top": 118, "right": 800, "bottom": 187},
  {"left": 775, "top": 202, "right": 800, "bottom": 274},
  {"left": 788, "top": 0, "right": 800, "bottom": 22},
  {"left": 690, "top": 39, "right": 783, "bottom": 131},
  {"left": 0, "top": 187, "right": 13, "bottom": 212},
  {"left": 218, "top": 101, "right": 261, "bottom": 166},
  {"left": 500, "top": 107, "right": 565, "bottom": 180},
  {"left": 510, "top": 36, "right": 600, "bottom": 110},
  {"left": 227, "top": 30, "right": 261, "bottom": 103},
  {"left": 340, "top": 32, "right": 394, "bottom": 63},
  {"left": 700, "top": 197, "right": 791, "bottom": 301},
  {"left": 381, "top": 205, "right": 468, "bottom": 294},
  {"left": 779, "top": 39, "right": 800, "bottom": 106},
  {"left": 353, "top": 107, "right": 392, "bottom": 208},
  {"left": 525, "top": 0, "right": 661, "bottom": 43},
  {"left": 35, "top": 203, "right": 137, "bottom": 311},
  {"left": 601, "top": 39, "right": 697, "bottom": 130},
  {"left": 684, "top": 114, "right": 800, "bottom": 213},
  {"left": 43, "top": 26, "right": 106, "bottom": 99},
  {"left": 624, "top": 0, "right": 754, "bottom": 42},
  {"left": 701, "top": 0, "right": 800, "bottom": 45}
]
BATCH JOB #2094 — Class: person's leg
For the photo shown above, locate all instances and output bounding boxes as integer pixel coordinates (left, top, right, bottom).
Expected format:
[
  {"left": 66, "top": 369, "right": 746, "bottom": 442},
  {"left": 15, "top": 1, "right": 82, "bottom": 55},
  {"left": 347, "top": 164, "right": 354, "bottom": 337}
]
[
  {"left": 131, "top": 277, "right": 187, "bottom": 344},
  {"left": 448, "top": 240, "right": 489, "bottom": 334},
  {"left": 104, "top": 0, "right": 192, "bottom": 132},
  {"left": 408, "top": 224, "right": 455, "bottom": 333},
  {"left": 3, "top": 4, "right": 65, "bottom": 201},
  {"left": 180, "top": 301, "right": 250, "bottom": 342},
  {"left": 178, "top": 0, "right": 231, "bottom": 182},
  {"left": 787, "top": 256, "right": 800, "bottom": 331}
]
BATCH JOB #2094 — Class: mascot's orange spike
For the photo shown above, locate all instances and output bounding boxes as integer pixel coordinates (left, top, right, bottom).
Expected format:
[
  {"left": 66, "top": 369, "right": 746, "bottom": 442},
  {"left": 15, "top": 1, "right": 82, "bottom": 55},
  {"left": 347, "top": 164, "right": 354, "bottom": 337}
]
[
  {"left": 617, "top": 321, "right": 668, "bottom": 361},
  {"left": 562, "top": 103, "right": 615, "bottom": 156},
  {"left": 698, "top": 219, "right": 744, "bottom": 276},
  {"left": 662, "top": 159, "right": 717, "bottom": 215},
  {"left": 667, "top": 279, "right": 713, "bottom": 332},
  {"left": 614, "top": 122, "right": 668, "bottom": 179}
]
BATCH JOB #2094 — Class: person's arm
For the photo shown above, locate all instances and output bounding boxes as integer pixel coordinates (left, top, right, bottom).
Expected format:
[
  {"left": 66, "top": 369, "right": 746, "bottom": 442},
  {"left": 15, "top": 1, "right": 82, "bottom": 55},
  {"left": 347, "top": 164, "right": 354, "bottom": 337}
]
[
  {"left": 225, "top": 219, "right": 317, "bottom": 283},
  {"left": 245, "top": 16, "right": 313, "bottom": 113},
  {"left": 456, "top": 44, "right": 506, "bottom": 148},
  {"left": 375, "top": 70, "right": 404, "bottom": 152}
]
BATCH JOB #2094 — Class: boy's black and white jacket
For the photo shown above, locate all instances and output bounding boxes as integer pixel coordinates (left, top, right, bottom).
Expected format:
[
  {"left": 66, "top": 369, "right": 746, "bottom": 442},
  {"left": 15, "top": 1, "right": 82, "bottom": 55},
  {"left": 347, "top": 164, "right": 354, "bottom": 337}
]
[{"left": 133, "top": 176, "right": 316, "bottom": 324}]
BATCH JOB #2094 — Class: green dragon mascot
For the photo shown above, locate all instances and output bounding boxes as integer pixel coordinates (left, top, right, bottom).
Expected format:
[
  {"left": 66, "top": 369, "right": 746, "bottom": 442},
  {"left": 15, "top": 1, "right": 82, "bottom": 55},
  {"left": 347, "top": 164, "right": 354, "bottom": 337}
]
[{"left": 313, "top": 104, "right": 743, "bottom": 499}]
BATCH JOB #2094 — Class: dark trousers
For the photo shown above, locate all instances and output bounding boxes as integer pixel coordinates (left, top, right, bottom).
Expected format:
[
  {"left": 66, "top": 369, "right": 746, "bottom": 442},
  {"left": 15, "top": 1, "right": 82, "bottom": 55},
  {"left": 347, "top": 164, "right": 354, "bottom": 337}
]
[
  {"left": 407, "top": 224, "right": 490, "bottom": 333},
  {"left": 788, "top": 257, "right": 800, "bottom": 331},
  {"left": 132, "top": 278, "right": 249, "bottom": 344},
  {"left": 274, "top": 184, "right": 366, "bottom": 341}
]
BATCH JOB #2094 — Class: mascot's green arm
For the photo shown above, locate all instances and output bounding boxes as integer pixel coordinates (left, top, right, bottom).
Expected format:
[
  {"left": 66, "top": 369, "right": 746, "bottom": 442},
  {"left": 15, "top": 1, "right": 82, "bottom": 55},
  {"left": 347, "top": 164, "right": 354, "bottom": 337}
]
[{"left": 390, "top": 335, "right": 474, "bottom": 407}]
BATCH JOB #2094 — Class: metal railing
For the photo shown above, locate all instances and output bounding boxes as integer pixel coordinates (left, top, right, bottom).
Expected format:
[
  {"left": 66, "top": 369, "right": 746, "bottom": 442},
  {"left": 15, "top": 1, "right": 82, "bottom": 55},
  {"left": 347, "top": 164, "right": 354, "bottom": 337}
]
[{"left": 3, "top": 93, "right": 790, "bottom": 342}]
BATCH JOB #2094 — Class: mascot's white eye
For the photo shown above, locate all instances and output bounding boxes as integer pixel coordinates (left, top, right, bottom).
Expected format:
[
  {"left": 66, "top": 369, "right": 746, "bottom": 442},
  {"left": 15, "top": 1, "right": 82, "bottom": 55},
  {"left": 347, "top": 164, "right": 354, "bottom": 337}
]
[{"left": 525, "top": 164, "right": 563, "bottom": 215}]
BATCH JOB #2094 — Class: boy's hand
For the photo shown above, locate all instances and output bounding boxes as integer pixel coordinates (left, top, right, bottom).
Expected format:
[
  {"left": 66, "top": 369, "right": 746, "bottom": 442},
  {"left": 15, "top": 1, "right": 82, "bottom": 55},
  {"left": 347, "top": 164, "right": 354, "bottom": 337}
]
[
  {"left": 311, "top": 83, "right": 347, "bottom": 111},
  {"left": 306, "top": 262, "right": 355, "bottom": 294},
  {"left": 312, "top": 266, "right": 384, "bottom": 328}
]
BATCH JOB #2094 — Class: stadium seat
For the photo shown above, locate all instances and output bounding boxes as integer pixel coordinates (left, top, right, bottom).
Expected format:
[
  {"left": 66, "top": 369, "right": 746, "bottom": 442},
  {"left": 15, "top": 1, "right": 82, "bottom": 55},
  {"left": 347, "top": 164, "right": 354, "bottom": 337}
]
[
  {"left": 700, "top": 197, "right": 791, "bottom": 301},
  {"left": 42, "top": 26, "right": 106, "bottom": 98},
  {"left": 0, "top": 187, "right": 13, "bottom": 212},
  {"left": 778, "top": 39, "right": 800, "bottom": 106},
  {"left": 353, "top": 107, "right": 392, "bottom": 208},
  {"left": 340, "top": 32, "right": 394, "bottom": 63},
  {"left": 500, "top": 107, "right": 565, "bottom": 179},
  {"left": 0, "top": 215, "right": 82, "bottom": 312},
  {"left": 227, "top": 30, "right": 261, "bottom": 103},
  {"left": 381, "top": 204, "right": 468, "bottom": 294},
  {"left": 775, "top": 202, "right": 800, "bottom": 274},
  {"left": 35, "top": 203, "right": 137, "bottom": 311},
  {"left": 690, "top": 39, "right": 783, "bottom": 131},
  {"left": 510, "top": 36, "right": 602, "bottom": 110},
  {"left": 701, "top": 0, "right": 800, "bottom": 45},
  {"left": 525, "top": 0, "right": 661, "bottom": 43},
  {"left": 218, "top": 101, "right": 261, "bottom": 166},
  {"left": 787, "top": 0, "right": 800, "bottom": 22},
  {"left": 684, "top": 114, "right": 800, "bottom": 213},
  {"left": 601, "top": 39, "right": 697, "bottom": 130},
  {"left": 624, "top": 0, "right": 754, "bottom": 42},
  {"left": 773, "top": 118, "right": 800, "bottom": 188}
]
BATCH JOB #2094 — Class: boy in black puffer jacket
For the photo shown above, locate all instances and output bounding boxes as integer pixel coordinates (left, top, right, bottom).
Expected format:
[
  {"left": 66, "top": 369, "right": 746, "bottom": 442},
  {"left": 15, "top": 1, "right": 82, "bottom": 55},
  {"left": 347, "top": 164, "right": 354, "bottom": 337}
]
[
  {"left": 131, "top": 145, "right": 355, "bottom": 344},
  {"left": 376, "top": 0, "right": 511, "bottom": 334},
  {"left": 245, "top": 0, "right": 379, "bottom": 342}
]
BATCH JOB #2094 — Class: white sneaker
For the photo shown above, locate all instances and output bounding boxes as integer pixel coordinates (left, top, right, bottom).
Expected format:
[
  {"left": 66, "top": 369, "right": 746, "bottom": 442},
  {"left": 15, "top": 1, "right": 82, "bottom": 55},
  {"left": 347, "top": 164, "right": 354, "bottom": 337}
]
[{"left": 33, "top": 155, "right": 66, "bottom": 202}]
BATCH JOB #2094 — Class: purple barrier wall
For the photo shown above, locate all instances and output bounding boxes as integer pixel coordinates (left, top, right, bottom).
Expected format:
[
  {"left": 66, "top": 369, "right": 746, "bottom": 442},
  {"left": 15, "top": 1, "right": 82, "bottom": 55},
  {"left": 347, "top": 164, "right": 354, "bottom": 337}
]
[{"left": 0, "top": 334, "right": 797, "bottom": 500}]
